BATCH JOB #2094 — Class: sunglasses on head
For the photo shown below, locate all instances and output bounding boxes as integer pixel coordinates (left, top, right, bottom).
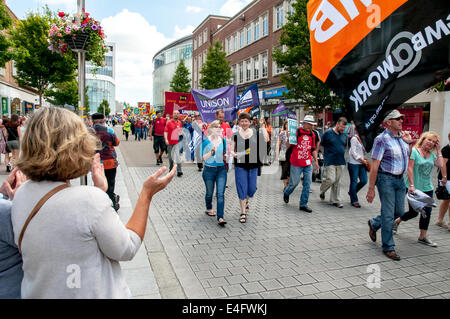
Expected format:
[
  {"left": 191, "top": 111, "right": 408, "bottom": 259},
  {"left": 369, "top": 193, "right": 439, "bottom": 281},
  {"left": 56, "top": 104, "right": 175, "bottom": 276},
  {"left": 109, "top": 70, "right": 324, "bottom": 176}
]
[{"left": 390, "top": 117, "right": 404, "bottom": 121}]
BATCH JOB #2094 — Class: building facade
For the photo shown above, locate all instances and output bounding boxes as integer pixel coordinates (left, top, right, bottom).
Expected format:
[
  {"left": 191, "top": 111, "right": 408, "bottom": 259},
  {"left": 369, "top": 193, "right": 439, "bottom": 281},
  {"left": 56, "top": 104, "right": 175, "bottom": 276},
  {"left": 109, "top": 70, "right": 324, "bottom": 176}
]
[
  {"left": 152, "top": 35, "right": 193, "bottom": 111},
  {"left": 86, "top": 42, "right": 116, "bottom": 115},
  {"left": 0, "top": 3, "right": 41, "bottom": 116},
  {"left": 192, "top": 0, "right": 297, "bottom": 120}
]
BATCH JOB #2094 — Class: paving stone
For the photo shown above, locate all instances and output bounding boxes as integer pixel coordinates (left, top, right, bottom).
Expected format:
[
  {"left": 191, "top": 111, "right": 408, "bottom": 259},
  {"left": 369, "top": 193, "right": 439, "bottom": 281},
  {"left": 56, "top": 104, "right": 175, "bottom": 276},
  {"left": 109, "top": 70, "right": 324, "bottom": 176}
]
[
  {"left": 279, "top": 287, "right": 303, "bottom": 299},
  {"left": 205, "top": 287, "right": 227, "bottom": 299},
  {"left": 222, "top": 284, "right": 247, "bottom": 297},
  {"left": 260, "top": 279, "right": 284, "bottom": 291},
  {"left": 242, "top": 282, "right": 266, "bottom": 294},
  {"left": 296, "top": 284, "right": 320, "bottom": 296},
  {"left": 333, "top": 288, "right": 359, "bottom": 299},
  {"left": 294, "top": 274, "right": 317, "bottom": 285}
]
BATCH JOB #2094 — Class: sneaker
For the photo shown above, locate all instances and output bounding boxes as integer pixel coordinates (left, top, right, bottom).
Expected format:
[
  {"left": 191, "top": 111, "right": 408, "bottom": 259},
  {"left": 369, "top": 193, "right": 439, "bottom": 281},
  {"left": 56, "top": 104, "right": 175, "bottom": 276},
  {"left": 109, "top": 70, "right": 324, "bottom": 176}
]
[
  {"left": 177, "top": 172, "right": 183, "bottom": 177},
  {"left": 392, "top": 221, "right": 399, "bottom": 235},
  {"left": 418, "top": 237, "right": 437, "bottom": 247},
  {"left": 300, "top": 206, "right": 313, "bottom": 213},
  {"left": 320, "top": 192, "right": 325, "bottom": 201},
  {"left": 283, "top": 193, "right": 289, "bottom": 204}
]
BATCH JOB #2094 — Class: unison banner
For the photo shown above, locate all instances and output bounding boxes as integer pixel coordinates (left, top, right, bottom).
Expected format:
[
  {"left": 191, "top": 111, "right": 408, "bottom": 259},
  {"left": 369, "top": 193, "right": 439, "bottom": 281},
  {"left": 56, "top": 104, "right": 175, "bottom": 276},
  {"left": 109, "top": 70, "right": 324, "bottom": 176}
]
[
  {"left": 308, "top": 0, "right": 450, "bottom": 150},
  {"left": 191, "top": 85, "right": 237, "bottom": 123},
  {"left": 165, "top": 92, "right": 198, "bottom": 116}
]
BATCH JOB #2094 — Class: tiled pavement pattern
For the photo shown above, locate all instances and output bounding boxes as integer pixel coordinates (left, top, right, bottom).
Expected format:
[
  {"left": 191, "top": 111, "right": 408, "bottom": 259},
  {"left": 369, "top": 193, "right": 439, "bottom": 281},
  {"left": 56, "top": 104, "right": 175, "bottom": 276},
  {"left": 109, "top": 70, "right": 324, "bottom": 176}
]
[{"left": 127, "top": 162, "right": 450, "bottom": 299}]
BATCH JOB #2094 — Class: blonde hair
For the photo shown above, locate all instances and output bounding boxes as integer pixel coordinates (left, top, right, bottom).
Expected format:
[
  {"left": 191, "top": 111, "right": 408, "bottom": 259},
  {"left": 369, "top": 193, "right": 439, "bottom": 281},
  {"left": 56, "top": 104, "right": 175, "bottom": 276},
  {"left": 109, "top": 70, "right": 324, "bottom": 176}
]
[
  {"left": 17, "top": 107, "right": 98, "bottom": 182},
  {"left": 414, "top": 131, "right": 440, "bottom": 152},
  {"left": 207, "top": 120, "right": 221, "bottom": 136}
]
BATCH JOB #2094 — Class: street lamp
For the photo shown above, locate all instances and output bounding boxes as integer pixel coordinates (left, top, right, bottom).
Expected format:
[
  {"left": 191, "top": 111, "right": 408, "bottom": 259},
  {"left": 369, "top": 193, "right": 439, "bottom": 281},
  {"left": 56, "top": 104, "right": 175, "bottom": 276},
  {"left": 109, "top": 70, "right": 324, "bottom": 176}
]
[{"left": 77, "top": 0, "right": 88, "bottom": 186}]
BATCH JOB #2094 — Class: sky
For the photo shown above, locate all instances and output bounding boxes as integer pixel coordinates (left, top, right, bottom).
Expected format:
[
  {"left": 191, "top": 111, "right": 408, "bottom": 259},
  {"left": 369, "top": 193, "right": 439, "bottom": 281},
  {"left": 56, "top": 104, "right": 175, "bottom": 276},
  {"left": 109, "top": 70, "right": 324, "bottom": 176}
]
[{"left": 5, "top": 0, "right": 253, "bottom": 106}]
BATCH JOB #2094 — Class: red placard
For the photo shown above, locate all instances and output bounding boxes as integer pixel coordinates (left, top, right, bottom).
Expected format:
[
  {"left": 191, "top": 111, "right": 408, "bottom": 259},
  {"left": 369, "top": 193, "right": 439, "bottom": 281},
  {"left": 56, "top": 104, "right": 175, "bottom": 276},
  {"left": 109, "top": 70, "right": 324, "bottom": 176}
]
[
  {"left": 399, "top": 108, "right": 423, "bottom": 142},
  {"left": 165, "top": 92, "right": 198, "bottom": 116}
]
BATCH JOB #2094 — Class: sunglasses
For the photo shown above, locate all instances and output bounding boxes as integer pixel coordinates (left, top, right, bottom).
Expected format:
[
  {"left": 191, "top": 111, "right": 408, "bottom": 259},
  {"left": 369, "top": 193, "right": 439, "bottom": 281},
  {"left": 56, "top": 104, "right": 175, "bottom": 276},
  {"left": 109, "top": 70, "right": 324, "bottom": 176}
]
[{"left": 390, "top": 117, "right": 404, "bottom": 121}]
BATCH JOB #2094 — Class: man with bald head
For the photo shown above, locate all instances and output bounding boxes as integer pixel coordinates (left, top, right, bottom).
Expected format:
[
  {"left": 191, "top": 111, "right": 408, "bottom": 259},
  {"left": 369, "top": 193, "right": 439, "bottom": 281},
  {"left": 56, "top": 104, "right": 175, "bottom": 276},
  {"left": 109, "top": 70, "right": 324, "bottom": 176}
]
[{"left": 164, "top": 111, "right": 183, "bottom": 177}]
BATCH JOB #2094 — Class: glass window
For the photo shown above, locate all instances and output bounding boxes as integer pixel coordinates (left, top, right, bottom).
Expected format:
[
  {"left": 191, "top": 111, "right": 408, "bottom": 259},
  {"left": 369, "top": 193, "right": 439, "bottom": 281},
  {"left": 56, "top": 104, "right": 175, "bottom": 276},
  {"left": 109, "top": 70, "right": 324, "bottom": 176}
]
[
  {"left": 246, "top": 26, "right": 252, "bottom": 45},
  {"left": 246, "top": 59, "right": 251, "bottom": 82},
  {"left": 263, "top": 14, "right": 268, "bottom": 36},
  {"left": 232, "top": 65, "right": 237, "bottom": 84},
  {"left": 203, "top": 29, "right": 208, "bottom": 44},
  {"left": 239, "top": 62, "right": 243, "bottom": 84},
  {"left": 194, "top": 39, "right": 197, "bottom": 50},
  {"left": 262, "top": 53, "right": 268, "bottom": 78},
  {"left": 253, "top": 56, "right": 259, "bottom": 80},
  {"left": 276, "top": 6, "right": 284, "bottom": 29},
  {"left": 240, "top": 30, "right": 244, "bottom": 49},
  {"left": 227, "top": 37, "right": 232, "bottom": 54},
  {"left": 254, "top": 21, "right": 260, "bottom": 41},
  {"left": 233, "top": 34, "right": 237, "bottom": 52}
]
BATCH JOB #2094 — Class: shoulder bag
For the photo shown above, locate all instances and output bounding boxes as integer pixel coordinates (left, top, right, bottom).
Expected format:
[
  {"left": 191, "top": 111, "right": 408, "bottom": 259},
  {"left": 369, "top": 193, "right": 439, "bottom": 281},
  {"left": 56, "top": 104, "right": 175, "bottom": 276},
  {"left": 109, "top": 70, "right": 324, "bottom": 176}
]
[{"left": 18, "top": 184, "right": 70, "bottom": 253}]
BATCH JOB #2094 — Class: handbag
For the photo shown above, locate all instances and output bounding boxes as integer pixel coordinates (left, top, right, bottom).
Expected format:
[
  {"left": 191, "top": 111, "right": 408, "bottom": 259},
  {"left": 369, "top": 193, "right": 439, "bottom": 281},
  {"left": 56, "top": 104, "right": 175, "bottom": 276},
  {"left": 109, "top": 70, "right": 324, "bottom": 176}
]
[
  {"left": 279, "top": 150, "right": 286, "bottom": 162},
  {"left": 435, "top": 184, "right": 450, "bottom": 200},
  {"left": 222, "top": 138, "right": 229, "bottom": 171},
  {"left": 0, "top": 131, "right": 6, "bottom": 154}
]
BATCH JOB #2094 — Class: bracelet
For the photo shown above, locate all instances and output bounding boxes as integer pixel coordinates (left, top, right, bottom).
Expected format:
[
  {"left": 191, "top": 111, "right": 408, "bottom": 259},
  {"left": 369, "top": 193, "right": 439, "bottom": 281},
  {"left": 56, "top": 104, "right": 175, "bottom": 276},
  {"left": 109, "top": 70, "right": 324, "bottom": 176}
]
[{"left": 410, "top": 184, "right": 414, "bottom": 187}]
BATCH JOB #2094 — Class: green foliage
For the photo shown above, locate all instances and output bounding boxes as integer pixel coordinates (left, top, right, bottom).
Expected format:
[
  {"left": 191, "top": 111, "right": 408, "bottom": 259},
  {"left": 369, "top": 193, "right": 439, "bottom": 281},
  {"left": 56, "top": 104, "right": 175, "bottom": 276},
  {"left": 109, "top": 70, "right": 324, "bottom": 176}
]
[
  {"left": 9, "top": 9, "right": 77, "bottom": 106},
  {"left": 45, "top": 78, "right": 78, "bottom": 107},
  {"left": 0, "top": 2, "right": 12, "bottom": 67},
  {"left": 272, "top": 0, "right": 343, "bottom": 112},
  {"left": 97, "top": 99, "right": 111, "bottom": 116},
  {"left": 199, "top": 41, "right": 232, "bottom": 90},
  {"left": 170, "top": 59, "right": 191, "bottom": 93}
]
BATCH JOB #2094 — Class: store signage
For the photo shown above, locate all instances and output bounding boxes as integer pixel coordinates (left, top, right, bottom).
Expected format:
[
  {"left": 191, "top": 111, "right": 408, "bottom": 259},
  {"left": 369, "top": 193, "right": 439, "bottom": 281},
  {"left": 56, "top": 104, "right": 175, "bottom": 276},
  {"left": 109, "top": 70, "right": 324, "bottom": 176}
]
[{"left": 262, "top": 87, "right": 289, "bottom": 99}]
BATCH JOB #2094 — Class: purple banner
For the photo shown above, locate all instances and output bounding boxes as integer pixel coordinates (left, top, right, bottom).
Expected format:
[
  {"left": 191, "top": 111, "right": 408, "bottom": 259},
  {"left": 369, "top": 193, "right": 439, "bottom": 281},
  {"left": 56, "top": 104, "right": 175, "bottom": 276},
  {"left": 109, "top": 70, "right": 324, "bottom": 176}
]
[{"left": 191, "top": 85, "right": 237, "bottom": 124}]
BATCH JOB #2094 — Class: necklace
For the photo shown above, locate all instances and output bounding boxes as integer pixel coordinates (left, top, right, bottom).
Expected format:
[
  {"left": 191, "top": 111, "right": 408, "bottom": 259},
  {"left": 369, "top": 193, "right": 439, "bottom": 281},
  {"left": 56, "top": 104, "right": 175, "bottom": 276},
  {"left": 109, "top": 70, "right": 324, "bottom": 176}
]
[{"left": 419, "top": 146, "right": 430, "bottom": 159}]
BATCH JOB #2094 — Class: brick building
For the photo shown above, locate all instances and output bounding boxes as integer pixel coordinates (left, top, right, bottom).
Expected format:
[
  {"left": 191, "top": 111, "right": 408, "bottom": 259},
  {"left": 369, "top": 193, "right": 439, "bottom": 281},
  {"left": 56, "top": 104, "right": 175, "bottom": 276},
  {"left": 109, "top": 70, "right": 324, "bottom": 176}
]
[
  {"left": 0, "top": 1, "right": 40, "bottom": 116},
  {"left": 192, "top": 0, "right": 302, "bottom": 122}
]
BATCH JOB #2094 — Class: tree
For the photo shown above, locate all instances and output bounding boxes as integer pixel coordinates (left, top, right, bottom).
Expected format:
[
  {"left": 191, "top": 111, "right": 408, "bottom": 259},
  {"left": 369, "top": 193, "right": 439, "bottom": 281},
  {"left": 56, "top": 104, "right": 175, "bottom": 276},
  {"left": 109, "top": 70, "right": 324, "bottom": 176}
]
[
  {"left": 97, "top": 99, "right": 111, "bottom": 116},
  {"left": 200, "top": 41, "right": 232, "bottom": 90},
  {"left": 0, "top": 2, "right": 12, "bottom": 67},
  {"left": 272, "top": 0, "right": 343, "bottom": 113},
  {"left": 45, "top": 78, "right": 78, "bottom": 107},
  {"left": 170, "top": 59, "right": 191, "bottom": 93},
  {"left": 9, "top": 9, "right": 77, "bottom": 107}
]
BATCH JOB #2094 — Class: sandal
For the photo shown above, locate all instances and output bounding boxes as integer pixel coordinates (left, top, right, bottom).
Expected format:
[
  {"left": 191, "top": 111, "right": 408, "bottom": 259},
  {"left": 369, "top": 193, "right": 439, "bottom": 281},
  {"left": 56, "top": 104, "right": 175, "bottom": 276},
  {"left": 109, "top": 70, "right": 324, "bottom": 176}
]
[
  {"left": 239, "top": 214, "right": 247, "bottom": 223},
  {"left": 218, "top": 219, "right": 227, "bottom": 227},
  {"left": 205, "top": 211, "right": 216, "bottom": 217}
]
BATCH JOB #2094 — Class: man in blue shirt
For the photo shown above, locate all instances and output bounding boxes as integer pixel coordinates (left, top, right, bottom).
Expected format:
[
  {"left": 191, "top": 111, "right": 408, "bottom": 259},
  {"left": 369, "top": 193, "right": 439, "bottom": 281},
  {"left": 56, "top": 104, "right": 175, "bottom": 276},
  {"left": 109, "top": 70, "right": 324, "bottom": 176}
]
[
  {"left": 0, "top": 168, "right": 27, "bottom": 299},
  {"left": 366, "top": 109, "right": 413, "bottom": 261},
  {"left": 319, "top": 117, "right": 348, "bottom": 208}
]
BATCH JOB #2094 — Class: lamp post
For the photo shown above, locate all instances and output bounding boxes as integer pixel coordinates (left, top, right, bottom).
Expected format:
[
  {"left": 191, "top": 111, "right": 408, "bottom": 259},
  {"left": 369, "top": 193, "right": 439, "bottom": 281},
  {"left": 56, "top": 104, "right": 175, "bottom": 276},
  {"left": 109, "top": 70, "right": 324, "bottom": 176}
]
[{"left": 77, "top": 0, "right": 88, "bottom": 186}]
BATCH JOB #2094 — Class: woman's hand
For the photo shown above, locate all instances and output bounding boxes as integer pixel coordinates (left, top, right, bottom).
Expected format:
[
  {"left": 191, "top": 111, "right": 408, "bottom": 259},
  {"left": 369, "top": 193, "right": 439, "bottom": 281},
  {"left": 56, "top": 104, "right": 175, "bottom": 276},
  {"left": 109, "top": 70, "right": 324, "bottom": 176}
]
[
  {"left": 91, "top": 154, "right": 108, "bottom": 192},
  {"left": 408, "top": 185, "right": 416, "bottom": 194},
  {"left": 142, "top": 165, "right": 177, "bottom": 199},
  {"left": 1, "top": 168, "right": 28, "bottom": 200}
]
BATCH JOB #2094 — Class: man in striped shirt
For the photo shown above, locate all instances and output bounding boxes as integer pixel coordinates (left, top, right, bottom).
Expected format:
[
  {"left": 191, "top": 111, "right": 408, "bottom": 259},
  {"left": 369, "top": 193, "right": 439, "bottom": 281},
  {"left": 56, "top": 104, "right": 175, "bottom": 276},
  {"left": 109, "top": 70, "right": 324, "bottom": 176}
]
[{"left": 366, "top": 110, "right": 413, "bottom": 261}]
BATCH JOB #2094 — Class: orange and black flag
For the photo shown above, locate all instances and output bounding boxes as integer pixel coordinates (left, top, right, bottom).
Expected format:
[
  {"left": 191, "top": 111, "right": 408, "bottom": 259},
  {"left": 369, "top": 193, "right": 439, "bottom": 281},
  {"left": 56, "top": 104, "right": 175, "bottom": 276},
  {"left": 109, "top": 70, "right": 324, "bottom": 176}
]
[{"left": 308, "top": 0, "right": 450, "bottom": 150}]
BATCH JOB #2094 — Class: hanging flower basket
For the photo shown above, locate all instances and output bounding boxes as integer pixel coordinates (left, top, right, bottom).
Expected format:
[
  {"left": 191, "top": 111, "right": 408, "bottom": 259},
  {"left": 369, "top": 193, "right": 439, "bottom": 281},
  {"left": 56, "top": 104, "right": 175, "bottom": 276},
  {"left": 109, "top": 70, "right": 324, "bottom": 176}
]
[
  {"left": 48, "top": 10, "right": 107, "bottom": 67},
  {"left": 64, "top": 33, "right": 90, "bottom": 51}
]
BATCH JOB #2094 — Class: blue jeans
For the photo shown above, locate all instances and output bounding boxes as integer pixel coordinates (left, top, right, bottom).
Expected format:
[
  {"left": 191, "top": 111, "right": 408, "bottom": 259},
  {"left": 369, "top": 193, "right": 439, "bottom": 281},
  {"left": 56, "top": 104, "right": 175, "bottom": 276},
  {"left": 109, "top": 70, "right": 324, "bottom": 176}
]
[
  {"left": 143, "top": 127, "right": 148, "bottom": 140},
  {"left": 234, "top": 166, "right": 258, "bottom": 200},
  {"left": 348, "top": 163, "right": 368, "bottom": 204},
  {"left": 202, "top": 165, "right": 227, "bottom": 220},
  {"left": 135, "top": 128, "right": 142, "bottom": 141},
  {"left": 370, "top": 173, "right": 406, "bottom": 252},
  {"left": 284, "top": 165, "right": 313, "bottom": 207}
]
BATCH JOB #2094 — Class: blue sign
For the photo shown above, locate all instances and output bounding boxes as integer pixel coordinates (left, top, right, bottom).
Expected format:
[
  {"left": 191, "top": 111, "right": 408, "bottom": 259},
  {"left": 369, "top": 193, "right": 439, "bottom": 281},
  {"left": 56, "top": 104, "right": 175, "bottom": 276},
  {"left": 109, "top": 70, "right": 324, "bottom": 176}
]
[{"left": 262, "top": 87, "right": 289, "bottom": 99}]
